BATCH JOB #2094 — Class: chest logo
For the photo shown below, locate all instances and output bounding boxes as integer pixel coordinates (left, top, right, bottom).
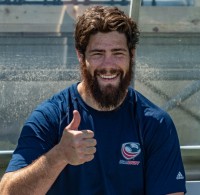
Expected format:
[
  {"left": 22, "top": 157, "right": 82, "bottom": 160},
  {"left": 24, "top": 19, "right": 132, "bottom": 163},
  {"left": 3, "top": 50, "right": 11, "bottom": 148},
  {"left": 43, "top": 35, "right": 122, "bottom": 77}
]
[{"left": 119, "top": 142, "right": 141, "bottom": 165}]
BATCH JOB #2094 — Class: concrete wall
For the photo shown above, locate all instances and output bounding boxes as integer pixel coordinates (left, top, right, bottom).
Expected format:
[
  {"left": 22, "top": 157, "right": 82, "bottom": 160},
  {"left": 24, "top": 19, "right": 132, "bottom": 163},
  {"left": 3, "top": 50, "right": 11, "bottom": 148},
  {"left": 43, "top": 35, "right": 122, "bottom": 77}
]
[{"left": 0, "top": 6, "right": 200, "bottom": 33}]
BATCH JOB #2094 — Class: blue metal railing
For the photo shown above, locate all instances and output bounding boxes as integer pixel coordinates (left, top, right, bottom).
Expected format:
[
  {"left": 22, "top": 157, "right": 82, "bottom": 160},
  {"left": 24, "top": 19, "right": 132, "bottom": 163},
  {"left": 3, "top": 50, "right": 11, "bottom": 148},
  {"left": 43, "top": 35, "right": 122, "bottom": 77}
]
[
  {"left": 0, "top": 0, "right": 193, "bottom": 6},
  {"left": 0, "top": 0, "right": 130, "bottom": 5}
]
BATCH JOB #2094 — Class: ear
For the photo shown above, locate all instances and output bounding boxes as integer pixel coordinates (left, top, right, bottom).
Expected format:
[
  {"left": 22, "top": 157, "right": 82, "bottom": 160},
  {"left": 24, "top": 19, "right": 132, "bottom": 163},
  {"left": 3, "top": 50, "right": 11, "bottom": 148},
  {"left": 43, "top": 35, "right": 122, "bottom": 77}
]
[{"left": 76, "top": 49, "right": 84, "bottom": 63}]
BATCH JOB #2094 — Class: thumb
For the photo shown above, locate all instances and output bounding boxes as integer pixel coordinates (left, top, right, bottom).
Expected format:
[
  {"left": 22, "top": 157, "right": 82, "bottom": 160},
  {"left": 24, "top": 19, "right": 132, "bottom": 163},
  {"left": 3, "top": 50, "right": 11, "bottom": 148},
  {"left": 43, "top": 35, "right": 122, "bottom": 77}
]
[{"left": 66, "top": 110, "right": 81, "bottom": 130}]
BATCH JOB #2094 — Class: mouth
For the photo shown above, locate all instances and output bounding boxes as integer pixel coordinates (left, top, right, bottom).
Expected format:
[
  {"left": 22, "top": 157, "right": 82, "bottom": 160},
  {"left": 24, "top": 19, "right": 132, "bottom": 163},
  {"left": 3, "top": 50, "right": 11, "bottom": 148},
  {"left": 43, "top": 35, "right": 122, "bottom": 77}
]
[
  {"left": 99, "top": 74, "right": 118, "bottom": 80},
  {"left": 97, "top": 73, "right": 120, "bottom": 87}
]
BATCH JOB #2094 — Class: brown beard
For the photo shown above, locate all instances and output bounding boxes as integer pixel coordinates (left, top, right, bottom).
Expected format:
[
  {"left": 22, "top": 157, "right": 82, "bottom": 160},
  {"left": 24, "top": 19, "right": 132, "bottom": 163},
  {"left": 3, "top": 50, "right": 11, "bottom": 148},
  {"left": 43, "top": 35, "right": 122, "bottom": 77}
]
[{"left": 81, "top": 60, "right": 133, "bottom": 110}]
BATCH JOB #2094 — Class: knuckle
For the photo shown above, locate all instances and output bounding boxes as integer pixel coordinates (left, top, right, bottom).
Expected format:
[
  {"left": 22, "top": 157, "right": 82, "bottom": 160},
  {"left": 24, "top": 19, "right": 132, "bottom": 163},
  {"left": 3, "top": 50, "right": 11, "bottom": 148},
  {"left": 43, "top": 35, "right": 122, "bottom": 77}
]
[
  {"left": 73, "top": 141, "right": 79, "bottom": 148},
  {"left": 93, "top": 147, "right": 96, "bottom": 153},
  {"left": 78, "top": 155, "right": 86, "bottom": 162},
  {"left": 93, "top": 139, "right": 97, "bottom": 146},
  {"left": 73, "top": 139, "right": 82, "bottom": 148},
  {"left": 87, "top": 154, "right": 94, "bottom": 161},
  {"left": 88, "top": 147, "right": 96, "bottom": 154}
]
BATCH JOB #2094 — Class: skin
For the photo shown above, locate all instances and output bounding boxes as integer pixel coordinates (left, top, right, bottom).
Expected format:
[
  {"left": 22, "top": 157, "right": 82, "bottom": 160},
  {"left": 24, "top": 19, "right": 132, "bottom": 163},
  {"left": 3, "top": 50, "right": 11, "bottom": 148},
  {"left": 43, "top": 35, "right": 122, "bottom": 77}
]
[
  {"left": 77, "top": 31, "right": 132, "bottom": 111},
  {"left": 0, "top": 110, "right": 96, "bottom": 194},
  {"left": 0, "top": 31, "right": 184, "bottom": 195}
]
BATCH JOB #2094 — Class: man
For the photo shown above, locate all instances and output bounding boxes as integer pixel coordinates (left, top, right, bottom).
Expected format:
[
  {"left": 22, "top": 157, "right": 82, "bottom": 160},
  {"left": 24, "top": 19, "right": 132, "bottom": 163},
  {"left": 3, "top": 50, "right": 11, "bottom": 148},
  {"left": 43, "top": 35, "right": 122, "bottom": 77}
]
[{"left": 0, "top": 6, "right": 186, "bottom": 195}]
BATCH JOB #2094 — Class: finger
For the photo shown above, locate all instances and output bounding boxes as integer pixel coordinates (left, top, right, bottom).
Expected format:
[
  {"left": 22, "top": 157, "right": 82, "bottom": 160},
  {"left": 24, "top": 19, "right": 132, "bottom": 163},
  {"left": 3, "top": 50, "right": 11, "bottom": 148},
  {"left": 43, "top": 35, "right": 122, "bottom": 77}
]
[
  {"left": 84, "top": 146, "right": 96, "bottom": 155},
  {"left": 83, "top": 138, "right": 97, "bottom": 147},
  {"left": 81, "top": 130, "right": 94, "bottom": 139},
  {"left": 66, "top": 110, "right": 81, "bottom": 130},
  {"left": 84, "top": 154, "right": 95, "bottom": 162}
]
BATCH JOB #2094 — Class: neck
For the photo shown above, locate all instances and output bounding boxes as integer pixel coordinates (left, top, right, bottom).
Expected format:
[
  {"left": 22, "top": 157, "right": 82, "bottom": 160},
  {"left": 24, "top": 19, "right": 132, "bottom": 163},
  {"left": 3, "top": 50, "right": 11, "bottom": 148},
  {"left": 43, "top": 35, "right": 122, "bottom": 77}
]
[{"left": 77, "top": 82, "right": 127, "bottom": 111}]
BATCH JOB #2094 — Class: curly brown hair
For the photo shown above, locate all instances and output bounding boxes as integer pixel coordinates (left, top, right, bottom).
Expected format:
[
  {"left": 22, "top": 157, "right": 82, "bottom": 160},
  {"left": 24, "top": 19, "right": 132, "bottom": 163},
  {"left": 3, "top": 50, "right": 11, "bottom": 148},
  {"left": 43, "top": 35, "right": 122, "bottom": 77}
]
[{"left": 75, "top": 6, "right": 140, "bottom": 57}]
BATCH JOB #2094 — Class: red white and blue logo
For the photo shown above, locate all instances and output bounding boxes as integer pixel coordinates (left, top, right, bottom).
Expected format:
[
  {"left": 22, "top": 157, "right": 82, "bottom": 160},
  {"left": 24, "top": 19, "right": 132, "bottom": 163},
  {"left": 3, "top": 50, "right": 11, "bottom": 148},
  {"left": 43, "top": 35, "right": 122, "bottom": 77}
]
[{"left": 119, "top": 142, "right": 141, "bottom": 165}]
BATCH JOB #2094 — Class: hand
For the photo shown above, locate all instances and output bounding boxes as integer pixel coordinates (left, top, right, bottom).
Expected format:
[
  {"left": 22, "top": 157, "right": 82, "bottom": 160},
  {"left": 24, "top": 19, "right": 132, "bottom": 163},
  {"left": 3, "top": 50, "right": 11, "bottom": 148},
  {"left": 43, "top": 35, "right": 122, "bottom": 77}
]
[{"left": 57, "top": 110, "right": 97, "bottom": 165}]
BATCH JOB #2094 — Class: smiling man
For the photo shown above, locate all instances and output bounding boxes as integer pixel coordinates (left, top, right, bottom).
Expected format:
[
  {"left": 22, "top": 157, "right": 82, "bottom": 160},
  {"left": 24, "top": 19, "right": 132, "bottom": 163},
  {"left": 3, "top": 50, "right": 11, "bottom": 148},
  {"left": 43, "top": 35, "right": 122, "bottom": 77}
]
[
  {"left": 0, "top": 6, "right": 186, "bottom": 195},
  {"left": 78, "top": 31, "right": 132, "bottom": 110}
]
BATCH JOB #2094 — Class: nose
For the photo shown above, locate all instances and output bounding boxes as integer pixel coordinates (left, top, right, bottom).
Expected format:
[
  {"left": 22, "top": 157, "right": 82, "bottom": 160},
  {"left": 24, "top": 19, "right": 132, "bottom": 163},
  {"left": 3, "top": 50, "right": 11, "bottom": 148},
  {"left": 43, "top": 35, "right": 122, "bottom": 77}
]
[{"left": 101, "top": 54, "right": 116, "bottom": 69}]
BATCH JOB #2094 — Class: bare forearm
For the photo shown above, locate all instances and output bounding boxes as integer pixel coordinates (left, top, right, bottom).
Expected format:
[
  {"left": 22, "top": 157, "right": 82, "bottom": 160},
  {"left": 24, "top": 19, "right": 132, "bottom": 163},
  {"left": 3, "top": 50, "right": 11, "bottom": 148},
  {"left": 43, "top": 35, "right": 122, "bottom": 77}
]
[
  {"left": 0, "top": 146, "right": 67, "bottom": 195},
  {"left": 0, "top": 110, "right": 96, "bottom": 194}
]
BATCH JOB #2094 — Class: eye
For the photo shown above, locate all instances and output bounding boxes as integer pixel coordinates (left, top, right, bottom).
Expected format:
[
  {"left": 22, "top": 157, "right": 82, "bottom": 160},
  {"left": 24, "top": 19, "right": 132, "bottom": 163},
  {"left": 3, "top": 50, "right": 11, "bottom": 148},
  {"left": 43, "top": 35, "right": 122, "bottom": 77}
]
[
  {"left": 114, "top": 52, "right": 125, "bottom": 56},
  {"left": 93, "top": 53, "right": 101, "bottom": 56},
  {"left": 91, "top": 52, "right": 103, "bottom": 56},
  {"left": 90, "top": 52, "right": 103, "bottom": 59}
]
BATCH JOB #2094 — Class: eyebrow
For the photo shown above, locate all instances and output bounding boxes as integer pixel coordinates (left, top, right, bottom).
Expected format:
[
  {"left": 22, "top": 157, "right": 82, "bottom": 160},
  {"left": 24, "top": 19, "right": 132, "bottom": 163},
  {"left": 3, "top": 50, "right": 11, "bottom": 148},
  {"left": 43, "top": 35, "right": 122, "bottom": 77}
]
[
  {"left": 111, "top": 48, "right": 128, "bottom": 52},
  {"left": 89, "top": 49, "right": 104, "bottom": 53}
]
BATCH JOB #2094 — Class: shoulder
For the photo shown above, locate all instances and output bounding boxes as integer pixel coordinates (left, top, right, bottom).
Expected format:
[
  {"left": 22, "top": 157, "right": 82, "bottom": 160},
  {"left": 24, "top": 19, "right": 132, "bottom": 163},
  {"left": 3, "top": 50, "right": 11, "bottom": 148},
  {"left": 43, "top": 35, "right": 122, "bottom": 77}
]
[
  {"left": 129, "top": 88, "right": 178, "bottom": 151},
  {"left": 26, "top": 83, "right": 78, "bottom": 127},
  {"left": 36, "top": 83, "right": 77, "bottom": 114},
  {"left": 128, "top": 87, "right": 167, "bottom": 116},
  {"left": 128, "top": 87, "right": 174, "bottom": 130}
]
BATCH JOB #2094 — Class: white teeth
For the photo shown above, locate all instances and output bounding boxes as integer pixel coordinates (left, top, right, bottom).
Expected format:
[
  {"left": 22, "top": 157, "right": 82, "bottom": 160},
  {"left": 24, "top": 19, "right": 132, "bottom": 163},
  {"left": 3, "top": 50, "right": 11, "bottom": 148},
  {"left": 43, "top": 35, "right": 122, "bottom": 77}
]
[{"left": 100, "top": 74, "right": 117, "bottom": 79}]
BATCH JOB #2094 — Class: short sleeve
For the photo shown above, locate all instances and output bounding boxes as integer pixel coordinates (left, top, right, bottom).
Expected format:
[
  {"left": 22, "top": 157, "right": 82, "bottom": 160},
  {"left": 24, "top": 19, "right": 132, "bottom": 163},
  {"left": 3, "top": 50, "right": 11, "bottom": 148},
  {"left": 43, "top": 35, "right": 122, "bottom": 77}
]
[
  {"left": 144, "top": 112, "right": 186, "bottom": 195},
  {"left": 6, "top": 101, "right": 60, "bottom": 172}
]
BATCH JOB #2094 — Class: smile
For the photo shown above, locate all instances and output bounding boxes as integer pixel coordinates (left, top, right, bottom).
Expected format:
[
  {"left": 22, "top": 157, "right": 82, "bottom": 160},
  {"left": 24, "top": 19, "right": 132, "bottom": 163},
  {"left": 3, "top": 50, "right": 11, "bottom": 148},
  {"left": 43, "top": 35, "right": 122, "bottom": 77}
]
[{"left": 99, "top": 74, "right": 118, "bottom": 79}]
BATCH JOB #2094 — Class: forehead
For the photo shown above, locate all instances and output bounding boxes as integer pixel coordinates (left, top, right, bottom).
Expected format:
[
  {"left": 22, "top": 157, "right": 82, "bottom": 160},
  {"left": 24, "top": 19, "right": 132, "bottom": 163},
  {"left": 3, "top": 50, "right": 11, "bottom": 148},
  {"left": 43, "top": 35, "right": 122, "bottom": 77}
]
[{"left": 86, "top": 31, "right": 128, "bottom": 50}]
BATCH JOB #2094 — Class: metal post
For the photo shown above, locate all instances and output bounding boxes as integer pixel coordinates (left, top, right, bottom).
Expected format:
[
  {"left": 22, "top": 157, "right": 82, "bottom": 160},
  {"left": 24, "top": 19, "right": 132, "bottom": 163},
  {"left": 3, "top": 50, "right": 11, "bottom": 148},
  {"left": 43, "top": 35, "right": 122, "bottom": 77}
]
[
  {"left": 129, "top": 0, "right": 141, "bottom": 24},
  {"left": 129, "top": 0, "right": 141, "bottom": 87}
]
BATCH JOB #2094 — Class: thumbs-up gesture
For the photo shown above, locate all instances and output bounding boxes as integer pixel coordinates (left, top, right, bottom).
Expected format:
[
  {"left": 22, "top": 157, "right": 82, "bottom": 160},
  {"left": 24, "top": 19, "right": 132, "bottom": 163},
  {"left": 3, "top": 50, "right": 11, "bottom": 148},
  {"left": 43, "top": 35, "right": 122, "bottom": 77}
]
[{"left": 57, "top": 110, "right": 97, "bottom": 166}]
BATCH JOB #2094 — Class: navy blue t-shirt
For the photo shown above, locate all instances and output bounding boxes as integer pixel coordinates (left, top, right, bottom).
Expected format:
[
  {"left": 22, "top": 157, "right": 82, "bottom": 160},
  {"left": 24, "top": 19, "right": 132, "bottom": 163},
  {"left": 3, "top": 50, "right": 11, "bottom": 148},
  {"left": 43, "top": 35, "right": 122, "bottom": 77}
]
[{"left": 6, "top": 83, "right": 186, "bottom": 195}]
